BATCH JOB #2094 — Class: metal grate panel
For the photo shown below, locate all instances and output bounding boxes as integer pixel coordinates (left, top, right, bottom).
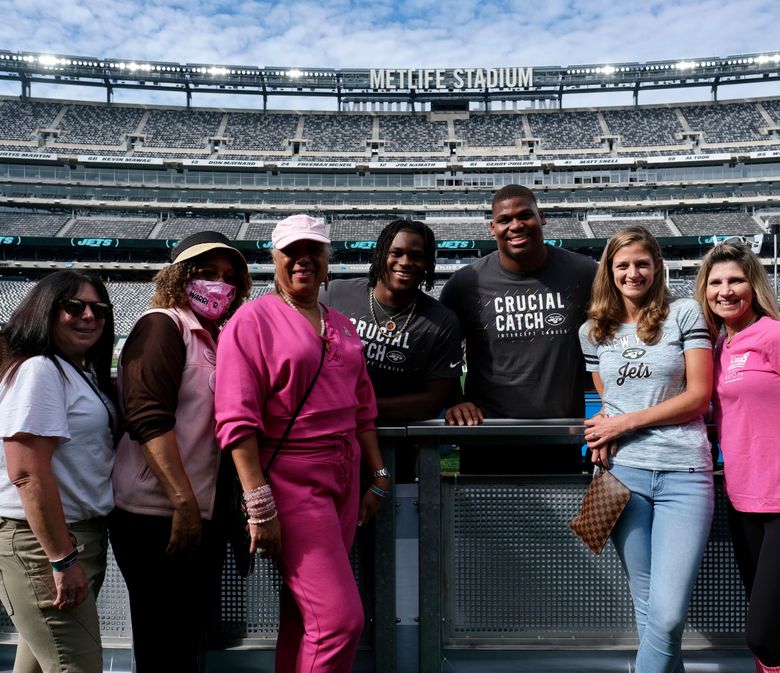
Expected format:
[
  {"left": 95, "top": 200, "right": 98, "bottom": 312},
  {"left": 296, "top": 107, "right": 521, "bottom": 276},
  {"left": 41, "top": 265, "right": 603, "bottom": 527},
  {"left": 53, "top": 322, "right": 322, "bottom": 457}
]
[
  {"left": 0, "top": 541, "right": 364, "bottom": 648},
  {"left": 443, "top": 476, "right": 747, "bottom": 646}
]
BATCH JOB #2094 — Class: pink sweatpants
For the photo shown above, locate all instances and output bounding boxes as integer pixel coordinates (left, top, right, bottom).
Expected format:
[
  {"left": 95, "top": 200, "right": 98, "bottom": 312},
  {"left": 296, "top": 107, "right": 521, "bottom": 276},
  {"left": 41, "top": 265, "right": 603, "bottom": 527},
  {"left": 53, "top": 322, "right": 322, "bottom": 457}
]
[{"left": 262, "top": 432, "right": 364, "bottom": 673}]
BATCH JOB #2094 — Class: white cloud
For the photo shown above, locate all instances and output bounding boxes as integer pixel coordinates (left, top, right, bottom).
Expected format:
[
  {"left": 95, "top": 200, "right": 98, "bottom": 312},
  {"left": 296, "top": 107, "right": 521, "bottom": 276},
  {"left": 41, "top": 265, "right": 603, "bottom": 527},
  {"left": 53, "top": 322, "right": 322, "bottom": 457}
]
[{"left": 0, "top": 0, "right": 777, "bottom": 108}]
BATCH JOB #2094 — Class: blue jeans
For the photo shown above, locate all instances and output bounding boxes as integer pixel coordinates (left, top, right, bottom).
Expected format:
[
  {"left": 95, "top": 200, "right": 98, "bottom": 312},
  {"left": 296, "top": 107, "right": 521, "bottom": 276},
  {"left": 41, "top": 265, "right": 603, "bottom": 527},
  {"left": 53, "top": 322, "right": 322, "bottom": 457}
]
[{"left": 609, "top": 465, "right": 714, "bottom": 673}]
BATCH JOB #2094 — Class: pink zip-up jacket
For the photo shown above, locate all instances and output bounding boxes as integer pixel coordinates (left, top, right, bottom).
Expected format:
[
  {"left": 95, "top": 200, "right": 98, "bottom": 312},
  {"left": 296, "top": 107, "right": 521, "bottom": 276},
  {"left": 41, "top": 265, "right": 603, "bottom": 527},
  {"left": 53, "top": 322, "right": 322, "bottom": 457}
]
[
  {"left": 113, "top": 307, "right": 221, "bottom": 519},
  {"left": 215, "top": 295, "right": 376, "bottom": 450}
]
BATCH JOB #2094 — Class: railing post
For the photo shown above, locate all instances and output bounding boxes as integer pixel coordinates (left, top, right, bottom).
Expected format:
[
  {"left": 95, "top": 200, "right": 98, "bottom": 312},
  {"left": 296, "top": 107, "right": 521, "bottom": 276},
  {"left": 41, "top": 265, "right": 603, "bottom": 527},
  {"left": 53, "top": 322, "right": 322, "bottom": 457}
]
[
  {"left": 373, "top": 430, "right": 400, "bottom": 673},
  {"left": 417, "top": 437, "right": 442, "bottom": 673}
]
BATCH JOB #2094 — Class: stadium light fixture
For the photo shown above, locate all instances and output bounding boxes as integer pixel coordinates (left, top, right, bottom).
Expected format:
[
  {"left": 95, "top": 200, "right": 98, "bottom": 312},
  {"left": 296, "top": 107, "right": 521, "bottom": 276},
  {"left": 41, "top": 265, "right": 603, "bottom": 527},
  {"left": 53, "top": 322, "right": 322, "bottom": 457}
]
[
  {"left": 208, "top": 66, "right": 228, "bottom": 76},
  {"left": 38, "top": 55, "right": 59, "bottom": 67},
  {"left": 286, "top": 68, "right": 303, "bottom": 78},
  {"left": 600, "top": 65, "right": 616, "bottom": 75}
]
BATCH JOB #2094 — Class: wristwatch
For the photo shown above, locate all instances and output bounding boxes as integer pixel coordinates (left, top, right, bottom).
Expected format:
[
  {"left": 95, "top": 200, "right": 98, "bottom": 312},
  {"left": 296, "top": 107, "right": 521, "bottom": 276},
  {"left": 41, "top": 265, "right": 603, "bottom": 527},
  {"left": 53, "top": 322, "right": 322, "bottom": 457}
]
[{"left": 371, "top": 467, "right": 391, "bottom": 480}]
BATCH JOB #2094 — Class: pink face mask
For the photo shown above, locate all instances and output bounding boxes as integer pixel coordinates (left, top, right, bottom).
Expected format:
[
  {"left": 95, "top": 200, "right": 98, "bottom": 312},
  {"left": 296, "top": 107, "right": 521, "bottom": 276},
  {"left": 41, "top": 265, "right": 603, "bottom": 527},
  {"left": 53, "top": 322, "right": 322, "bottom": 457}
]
[{"left": 186, "top": 280, "right": 236, "bottom": 321}]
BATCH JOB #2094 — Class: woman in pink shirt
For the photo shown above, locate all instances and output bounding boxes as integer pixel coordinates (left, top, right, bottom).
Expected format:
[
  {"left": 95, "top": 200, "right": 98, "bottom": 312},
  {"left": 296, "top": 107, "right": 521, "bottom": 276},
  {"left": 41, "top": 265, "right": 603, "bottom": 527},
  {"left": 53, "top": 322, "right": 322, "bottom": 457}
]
[
  {"left": 215, "top": 214, "right": 387, "bottom": 673},
  {"left": 696, "top": 242, "right": 780, "bottom": 673}
]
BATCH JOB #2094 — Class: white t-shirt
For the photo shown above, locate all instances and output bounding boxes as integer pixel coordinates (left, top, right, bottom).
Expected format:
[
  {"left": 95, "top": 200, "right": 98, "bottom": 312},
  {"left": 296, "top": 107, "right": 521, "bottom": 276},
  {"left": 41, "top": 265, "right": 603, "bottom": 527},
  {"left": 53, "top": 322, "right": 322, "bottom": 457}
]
[{"left": 0, "top": 355, "right": 115, "bottom": 522}]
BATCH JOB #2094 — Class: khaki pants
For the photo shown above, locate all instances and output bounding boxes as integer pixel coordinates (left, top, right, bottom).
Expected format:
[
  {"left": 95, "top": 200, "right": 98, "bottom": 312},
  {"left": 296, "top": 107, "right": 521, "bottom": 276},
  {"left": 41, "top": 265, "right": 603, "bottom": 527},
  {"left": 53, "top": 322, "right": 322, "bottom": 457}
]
[{"left": 0, "top": 517, "right": 107, "bottom": 673}]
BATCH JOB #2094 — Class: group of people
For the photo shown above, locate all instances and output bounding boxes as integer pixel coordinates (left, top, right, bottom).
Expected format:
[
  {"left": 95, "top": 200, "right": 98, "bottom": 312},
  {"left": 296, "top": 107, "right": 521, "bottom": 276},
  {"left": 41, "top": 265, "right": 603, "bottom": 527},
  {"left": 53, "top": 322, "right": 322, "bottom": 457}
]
[{"left": 0, "top": 184, "right": 776, "bottom": 673}]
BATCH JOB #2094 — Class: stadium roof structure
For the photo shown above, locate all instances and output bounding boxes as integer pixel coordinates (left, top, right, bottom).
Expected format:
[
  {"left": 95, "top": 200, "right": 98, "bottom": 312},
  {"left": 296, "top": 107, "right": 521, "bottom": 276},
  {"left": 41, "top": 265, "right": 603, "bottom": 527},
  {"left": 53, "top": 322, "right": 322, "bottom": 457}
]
[{"left": 0, "top": 49, "right": 778, "bottom": 109}]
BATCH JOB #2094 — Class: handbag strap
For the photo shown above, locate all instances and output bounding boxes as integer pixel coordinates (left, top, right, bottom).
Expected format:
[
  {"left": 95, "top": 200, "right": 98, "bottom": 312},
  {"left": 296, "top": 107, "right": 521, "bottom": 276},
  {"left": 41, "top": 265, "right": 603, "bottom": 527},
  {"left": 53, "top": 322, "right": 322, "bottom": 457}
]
[{"left": 264, "top": 339, "right": 327, "bottom": 476}]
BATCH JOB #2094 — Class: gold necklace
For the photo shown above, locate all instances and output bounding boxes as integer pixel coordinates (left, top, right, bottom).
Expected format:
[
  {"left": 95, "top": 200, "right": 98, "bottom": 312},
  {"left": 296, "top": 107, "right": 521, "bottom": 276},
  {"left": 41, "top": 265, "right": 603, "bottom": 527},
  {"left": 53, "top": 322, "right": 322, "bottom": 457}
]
[{"left": 369, "top": 290, "right": 417, "bottom": 336}]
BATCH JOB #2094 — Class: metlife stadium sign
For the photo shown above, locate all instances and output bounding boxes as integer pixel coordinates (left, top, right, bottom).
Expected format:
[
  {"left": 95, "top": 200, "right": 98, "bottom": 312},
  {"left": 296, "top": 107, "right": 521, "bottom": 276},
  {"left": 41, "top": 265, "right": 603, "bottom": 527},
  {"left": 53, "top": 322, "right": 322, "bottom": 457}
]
[{"left": 369, "top": 67, "right": 533, "bottom": 90}]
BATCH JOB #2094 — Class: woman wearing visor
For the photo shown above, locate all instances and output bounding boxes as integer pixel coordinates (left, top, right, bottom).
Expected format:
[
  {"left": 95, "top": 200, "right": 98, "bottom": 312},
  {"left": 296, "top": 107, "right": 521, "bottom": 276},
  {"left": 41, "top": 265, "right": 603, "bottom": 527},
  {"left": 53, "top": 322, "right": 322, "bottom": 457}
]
[{"left": 110, "top": 231, "right": 250, "bottom": 673}]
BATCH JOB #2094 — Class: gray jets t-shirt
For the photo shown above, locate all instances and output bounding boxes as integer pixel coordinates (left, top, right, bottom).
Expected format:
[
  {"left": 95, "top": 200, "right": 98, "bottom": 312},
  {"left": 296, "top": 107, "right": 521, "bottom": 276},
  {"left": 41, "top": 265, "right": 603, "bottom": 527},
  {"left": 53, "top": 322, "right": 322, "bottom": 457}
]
[{"left": 579, "top": 298, "right": 712, "bottom": 471}]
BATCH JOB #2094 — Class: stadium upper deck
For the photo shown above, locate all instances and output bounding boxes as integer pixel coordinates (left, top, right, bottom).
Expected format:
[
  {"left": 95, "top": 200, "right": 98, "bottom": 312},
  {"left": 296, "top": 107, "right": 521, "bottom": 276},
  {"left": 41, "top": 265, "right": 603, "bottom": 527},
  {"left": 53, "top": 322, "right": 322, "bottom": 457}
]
[{"left": 0, "top": 48, "right": 777, "bottom": 273}]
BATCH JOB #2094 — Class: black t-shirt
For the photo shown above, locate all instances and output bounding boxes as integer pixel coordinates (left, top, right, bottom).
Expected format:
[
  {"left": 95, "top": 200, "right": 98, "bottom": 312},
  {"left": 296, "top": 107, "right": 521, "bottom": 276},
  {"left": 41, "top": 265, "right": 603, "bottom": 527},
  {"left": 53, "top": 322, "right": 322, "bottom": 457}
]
[
  {"left": 440, "top": 246, "right": 597, "bottom": 419},
  {"left": 320, "top": 278, "right": 462, "bottom": 399}
]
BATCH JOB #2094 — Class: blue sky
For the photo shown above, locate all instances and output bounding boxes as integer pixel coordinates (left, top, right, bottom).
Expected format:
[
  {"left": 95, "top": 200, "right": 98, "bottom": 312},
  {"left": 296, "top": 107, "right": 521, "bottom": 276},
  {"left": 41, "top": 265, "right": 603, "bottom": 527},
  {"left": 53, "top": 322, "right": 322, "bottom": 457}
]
[{"left": 0, "top": 0, "right": 778, "bottom": 109}]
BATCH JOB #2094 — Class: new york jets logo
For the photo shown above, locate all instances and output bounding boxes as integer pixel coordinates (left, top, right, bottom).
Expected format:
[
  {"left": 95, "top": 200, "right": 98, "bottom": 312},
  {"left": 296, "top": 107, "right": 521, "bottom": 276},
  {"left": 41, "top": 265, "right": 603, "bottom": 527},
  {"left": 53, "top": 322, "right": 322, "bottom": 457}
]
[
  {"left": 386, "top": 351, "right": 406, "bottom": 364},
  {"left": 622, "top": 347, "right": 646, "bottom": 360},
  {"left": 545, "top": 313, "right": 565, "bottom": 326}
]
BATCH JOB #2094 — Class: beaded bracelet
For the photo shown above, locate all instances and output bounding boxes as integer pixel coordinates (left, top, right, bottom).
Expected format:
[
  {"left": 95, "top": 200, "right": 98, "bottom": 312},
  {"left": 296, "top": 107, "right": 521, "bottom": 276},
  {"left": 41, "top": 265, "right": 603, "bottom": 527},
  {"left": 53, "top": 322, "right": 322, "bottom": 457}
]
[
  {"left": 244, "top": 483, "right": 277, "bottom": 520},
  {"left": 246, "top": 495, "right": 276, "bottom": 515},
  {"left": 248, "top": 510, "right": 278, "bottom": 525},
  {"left": 369, "top": 484, "right": 390, "bottom": 499},
  {"left": 243, "top": 483, "right": 273, "bottom": 504}
]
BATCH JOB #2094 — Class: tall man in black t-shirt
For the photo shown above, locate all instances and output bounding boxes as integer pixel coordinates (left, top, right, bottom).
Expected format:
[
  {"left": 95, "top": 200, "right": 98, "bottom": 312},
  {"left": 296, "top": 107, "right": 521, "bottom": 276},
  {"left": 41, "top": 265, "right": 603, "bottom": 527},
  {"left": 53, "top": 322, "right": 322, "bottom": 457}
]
[
  {"left": 440, "top": 185, "right": 598, "bottom": 473},
  {"left": 321, "top": 219, "right": 462, "bottom": 479}
]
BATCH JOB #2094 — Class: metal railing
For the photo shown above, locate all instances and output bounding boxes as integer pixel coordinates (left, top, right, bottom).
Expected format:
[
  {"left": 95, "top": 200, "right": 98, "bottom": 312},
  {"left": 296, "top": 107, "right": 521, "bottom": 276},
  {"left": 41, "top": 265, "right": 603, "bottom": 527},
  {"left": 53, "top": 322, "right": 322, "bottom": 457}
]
[{"left": 0, "top": 420, "right": 749, "bottom": 673}]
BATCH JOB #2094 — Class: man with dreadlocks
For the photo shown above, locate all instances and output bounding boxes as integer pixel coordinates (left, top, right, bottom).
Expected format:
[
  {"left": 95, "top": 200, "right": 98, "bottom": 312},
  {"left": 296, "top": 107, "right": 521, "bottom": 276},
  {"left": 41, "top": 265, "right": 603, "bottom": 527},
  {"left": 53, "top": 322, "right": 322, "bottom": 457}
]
[{"left": 321, "top": 219, "right": 461, "bottom": 479}]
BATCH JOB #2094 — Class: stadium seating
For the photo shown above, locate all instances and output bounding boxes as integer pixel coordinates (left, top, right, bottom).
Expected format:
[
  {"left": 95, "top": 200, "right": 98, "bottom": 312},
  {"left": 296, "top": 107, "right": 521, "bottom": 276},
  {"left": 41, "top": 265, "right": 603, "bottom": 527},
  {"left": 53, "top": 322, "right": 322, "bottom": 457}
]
[
  {"left": 667, "top": 274, "right": 697, "bottom": 300},
  {"left": 601, "top": 108, "right": 685, "bottom": 147},
  {"left": 143, "top": 110, "right": 223, "bottom": 149},
  {"left": 0, "top": 100, "right": 62, "bottom": 141},
  {"left": 224, "top": 112, "right": 299, "bottom": 152},
  {"left": 670, "top": 212, "right": 764, "bottom": 236},
  {"left": 378, "top": 115, "right": 448, "bottom": 153},
  {"left": 155, "top": 217, "right": 243, "bottom": 239},
  {"left": 303, "top": 115, "right": 372, "bottom": 153},
  {"left": 428, "top": 221, "right": 491, "bottom": 239},
  {"left": 1, "top": 99, "right": 778, "bottom": 158},
  {"left": 66, "top": 217, "right": 157, "bottom": 239},
  {"left": 588, "top": 218, "right": 675, "bottom": 238},
  {"left": 679, "top": 102, "right": 767, "bottom": 144},
  {"left": 0, "top": 211, "right": 70, "bottom": 236},
  {"left": 761, "top": 99, "right": 780, "bottom": 125},
  {"left": 542, "top": 218, "right": 588, "bottom": 239},
  {"left": 330, "top": 219, "right": 395, "bottom": 240},
  {"left": 104, "top": 281, "right": 155, "bottom": 334},
  {"left": 0, "top": 279, "right": 34, "bottom": 319},
  {"left": 248, "top": 282, "right": 275, "bottom": 300},
  {"left": 454, "top": 114, "right": 524, "bottom": 148},
  {"left": 240, "top": 220, "right": 277, "bottom": 240},
  {"left": 59, "top": 105, "right": 146, "bottom": 146},
  {"left": 526, "top": 110, "right": 602, "bottom": 150}
]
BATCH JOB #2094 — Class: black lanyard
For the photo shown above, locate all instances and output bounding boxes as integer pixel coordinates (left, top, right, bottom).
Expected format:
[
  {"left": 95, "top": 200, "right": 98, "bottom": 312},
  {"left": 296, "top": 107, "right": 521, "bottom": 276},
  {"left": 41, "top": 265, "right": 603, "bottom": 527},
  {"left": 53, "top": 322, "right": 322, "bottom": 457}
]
[{"left": 59, "top": 356, "right": 118, "bottom": 440}]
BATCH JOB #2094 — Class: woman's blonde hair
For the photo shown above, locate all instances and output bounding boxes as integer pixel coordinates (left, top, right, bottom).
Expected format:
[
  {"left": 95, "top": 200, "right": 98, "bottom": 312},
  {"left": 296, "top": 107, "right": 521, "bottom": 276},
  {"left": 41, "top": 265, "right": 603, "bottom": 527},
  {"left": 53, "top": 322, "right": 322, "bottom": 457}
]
[
  {"left": 694, "top": 242, "right": 780, "bottom": 341},
  {"left": 588, "top": 226, "right": 670, "bottom": 344}
]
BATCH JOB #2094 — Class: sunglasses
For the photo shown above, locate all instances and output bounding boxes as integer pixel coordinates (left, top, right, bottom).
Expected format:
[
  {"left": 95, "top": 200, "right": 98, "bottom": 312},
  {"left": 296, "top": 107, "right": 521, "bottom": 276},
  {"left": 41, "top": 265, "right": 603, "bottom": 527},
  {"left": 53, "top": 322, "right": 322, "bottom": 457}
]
[
  {"left": 194, "top": 266, "right": 239, "bottom": 286},
  {"left": 60, "top": 298, "right": 113, "bottom": 320},
  {"left": 721, "top": 236, "right": 751, "bottom": 247}
]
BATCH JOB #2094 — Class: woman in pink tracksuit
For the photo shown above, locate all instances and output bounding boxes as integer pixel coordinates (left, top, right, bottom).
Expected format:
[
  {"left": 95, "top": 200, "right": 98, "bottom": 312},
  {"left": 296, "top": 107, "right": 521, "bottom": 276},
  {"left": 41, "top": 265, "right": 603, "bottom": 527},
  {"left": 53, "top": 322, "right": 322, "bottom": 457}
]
[{"left": 215, "top": 214, "right": 388, "bottom": 673}]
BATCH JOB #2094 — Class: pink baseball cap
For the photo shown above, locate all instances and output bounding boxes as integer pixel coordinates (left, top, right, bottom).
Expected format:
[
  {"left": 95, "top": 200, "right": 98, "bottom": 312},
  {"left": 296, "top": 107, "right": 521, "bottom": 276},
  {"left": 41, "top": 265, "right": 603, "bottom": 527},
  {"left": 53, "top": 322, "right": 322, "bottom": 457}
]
[{"left": 271, "top": 214, "right": 330, "bottom": 250}]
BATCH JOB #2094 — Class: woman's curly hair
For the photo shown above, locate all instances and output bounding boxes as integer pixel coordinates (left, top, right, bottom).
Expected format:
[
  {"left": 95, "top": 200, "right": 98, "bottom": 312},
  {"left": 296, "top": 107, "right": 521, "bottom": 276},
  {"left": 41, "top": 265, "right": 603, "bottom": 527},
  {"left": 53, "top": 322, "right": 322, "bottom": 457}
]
[
  {"left": 588, "top": 226, "right": 670, "bottom": 345},
  {"left": 151, "top": 253, "right": 250, "bottom": 321}
]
